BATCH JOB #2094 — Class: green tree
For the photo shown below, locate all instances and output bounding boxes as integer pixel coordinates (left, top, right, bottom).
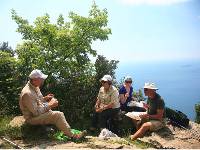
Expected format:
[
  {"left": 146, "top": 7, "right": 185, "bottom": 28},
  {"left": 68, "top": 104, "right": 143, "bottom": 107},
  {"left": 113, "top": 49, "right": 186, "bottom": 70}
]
[
  {"left": 0, "top": 42, "right": 15, "bottom": 56},
  {"left": 11, "top": 3, "right": 115, "bottom": 126},
  {"left": 0, "top": 51, "right": 21, "bottom": 115},
  {"left": 195, "top": 103, "right": 200, "bottom": 124},
  {"left": 94, "top": 55, "right": 119, "bottom": 88},
  {"left": 11, "top": 2, "right": 111, "bottom": 79}
]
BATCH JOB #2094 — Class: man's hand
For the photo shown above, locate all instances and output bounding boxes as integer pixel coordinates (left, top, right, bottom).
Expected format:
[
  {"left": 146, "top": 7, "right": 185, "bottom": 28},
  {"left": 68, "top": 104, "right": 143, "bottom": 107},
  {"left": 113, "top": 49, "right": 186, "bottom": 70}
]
[
  {"left": 48, "top": 98, "right": 58, "bottom": 109},
  {"left": 142, "top": 102, "right": 149, "bottom": 110},
  {"left": 44, "top": 93, "right": 54, "bottom": 101}
]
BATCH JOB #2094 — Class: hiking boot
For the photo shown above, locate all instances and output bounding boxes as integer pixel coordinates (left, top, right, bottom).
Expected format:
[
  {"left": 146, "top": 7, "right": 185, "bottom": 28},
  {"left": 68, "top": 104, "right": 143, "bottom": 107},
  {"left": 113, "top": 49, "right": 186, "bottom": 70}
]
[{"left": 72, "top": 130, "right": 87, "bottom": 139}]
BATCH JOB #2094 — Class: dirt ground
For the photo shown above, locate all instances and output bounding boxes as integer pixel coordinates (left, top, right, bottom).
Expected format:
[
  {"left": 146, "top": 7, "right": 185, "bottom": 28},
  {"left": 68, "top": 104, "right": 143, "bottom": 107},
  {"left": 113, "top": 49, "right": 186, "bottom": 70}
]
[
  {"left": 3, "top": 116, "right": 200, "bottom": 149},
  {"left": 139, "top": 121, "right": 200, "bottom": 149}
]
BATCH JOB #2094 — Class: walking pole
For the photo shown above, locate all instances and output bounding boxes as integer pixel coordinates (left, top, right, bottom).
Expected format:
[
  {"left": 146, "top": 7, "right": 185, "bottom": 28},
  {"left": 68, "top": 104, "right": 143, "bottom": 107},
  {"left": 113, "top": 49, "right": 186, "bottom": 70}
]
[{"left": 1, "top": 136, "right": 23, "bottom": 149}]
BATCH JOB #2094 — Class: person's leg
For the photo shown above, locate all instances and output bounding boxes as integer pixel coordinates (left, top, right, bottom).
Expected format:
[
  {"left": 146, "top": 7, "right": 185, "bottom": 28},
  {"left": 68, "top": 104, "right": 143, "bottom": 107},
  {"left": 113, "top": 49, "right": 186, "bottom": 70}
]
[
  {"left": 109, "top": 108, "right": 120, "bottom": 134},
  {"left": 149, "top": 120, "right": 164, "bottom": 131},
  {"left": 27, "top": 110, "right": 86, "bottom": 138},
  {"left": 90, "top": 112, "right": 99, "bottom": 130},
  {"left": 132, "top": 119, "right": 142, "bottom": 131},
  {"left": 99, "top": 109, "right": 110, "bottom": 130},
  {"left": 130, "top": 122, "right": 152, "bottom": 140}
]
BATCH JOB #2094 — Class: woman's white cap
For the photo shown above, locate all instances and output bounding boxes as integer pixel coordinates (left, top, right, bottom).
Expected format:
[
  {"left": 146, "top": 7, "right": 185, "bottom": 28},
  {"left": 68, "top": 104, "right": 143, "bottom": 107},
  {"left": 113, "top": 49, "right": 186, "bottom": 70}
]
[{"left": 101, "top": 75, "right": 112, "bottom": 82}]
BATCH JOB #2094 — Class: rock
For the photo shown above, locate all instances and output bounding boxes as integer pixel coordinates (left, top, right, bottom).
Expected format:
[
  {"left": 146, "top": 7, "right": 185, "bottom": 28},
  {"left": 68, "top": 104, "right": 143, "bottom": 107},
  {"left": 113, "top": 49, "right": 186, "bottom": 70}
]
[
  {"left": 9, "top": 116, "right": 200, "bottom": 149},
  {"left": 139, "top": 121, "right": 200, "bottom": 149},
  {"left": 9, "top": 116, "right": 25, "bottom": 127},
  {"left": 0, "top": 139, "right": 4, "bottom": 147}
]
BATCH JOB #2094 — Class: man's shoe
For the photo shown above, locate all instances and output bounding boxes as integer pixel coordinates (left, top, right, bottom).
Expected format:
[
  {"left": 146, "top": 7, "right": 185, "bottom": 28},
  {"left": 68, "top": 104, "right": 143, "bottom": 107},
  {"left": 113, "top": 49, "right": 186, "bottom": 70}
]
[{"left": 72, "top": 130, "right": 87, "bottom": 139}]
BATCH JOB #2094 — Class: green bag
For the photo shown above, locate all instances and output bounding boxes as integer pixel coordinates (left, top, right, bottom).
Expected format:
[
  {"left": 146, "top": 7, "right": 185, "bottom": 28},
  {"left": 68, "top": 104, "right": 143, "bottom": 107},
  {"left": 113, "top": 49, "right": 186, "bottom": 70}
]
[
  {"left": 71, "top": 129, "right": 81, "bottom": 134},
  {"left": 54, "top": 131, "right": 70, "bottom": 141},
  {"left": 54, "top": 129, "right": 81, "bottom": 141}
]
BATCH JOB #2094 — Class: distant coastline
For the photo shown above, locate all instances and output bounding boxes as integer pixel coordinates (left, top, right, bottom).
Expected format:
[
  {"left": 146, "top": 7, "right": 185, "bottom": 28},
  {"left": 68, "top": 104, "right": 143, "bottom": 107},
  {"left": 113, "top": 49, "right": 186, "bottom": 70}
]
[{"left": 116, "top": 60, "right": 200, "bottom": 120}]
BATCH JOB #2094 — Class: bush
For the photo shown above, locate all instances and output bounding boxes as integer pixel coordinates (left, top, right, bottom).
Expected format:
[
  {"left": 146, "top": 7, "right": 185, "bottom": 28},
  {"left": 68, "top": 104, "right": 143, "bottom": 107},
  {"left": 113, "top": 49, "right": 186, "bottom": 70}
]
[
  {"left": 0, "top": 116, "right": 22, "bottom": 139},
  {"left": 0, "top": 51, "right": 22, "bottom": 115},
  {"left": 195, "top": 103, "right": 200, "bottom": 124}
]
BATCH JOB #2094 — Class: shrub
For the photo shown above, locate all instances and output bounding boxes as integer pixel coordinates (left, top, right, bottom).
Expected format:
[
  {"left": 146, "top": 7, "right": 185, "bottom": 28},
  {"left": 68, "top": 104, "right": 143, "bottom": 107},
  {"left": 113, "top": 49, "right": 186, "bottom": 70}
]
[{"left": 195, "top": 103, "right": 200, "bottom": 124}]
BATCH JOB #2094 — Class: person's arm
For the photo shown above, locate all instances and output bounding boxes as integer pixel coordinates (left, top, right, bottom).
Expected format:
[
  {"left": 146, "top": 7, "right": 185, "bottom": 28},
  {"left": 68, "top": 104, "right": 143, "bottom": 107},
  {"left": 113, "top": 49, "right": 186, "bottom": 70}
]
[
  {"left": 119, "top": 93, "right": 128, "bottom": 104},
  {"left": 149, "top": 98, "right": 165, "bottom": 120},
  {"left": 101, "top": 102, "right": 114, "bottom": 110},
  {"left": 140, "top": 98, "right": 164, "bottom": 120},
  {"left": 95, "top": 98, "right": 100, "bottom": 110},
  {"left": 43, "top": 93, "right": 54, "bottom": 101},
  {"left": 95, "top": 98, "right": 113, "bottom": 112},
  {"left": 119, "top": 86, "right": 128, "bottom": 104},
  {"left": 148, "top": 109, "right": 164, "bottom": 120},
  {"left": 22, "top": 93, "right": 50, "bottom": 117}
]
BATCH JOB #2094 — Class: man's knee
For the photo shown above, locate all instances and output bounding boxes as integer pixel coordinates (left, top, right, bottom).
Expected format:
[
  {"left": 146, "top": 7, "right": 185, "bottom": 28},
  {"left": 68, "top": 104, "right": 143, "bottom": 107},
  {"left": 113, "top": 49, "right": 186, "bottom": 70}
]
[
  {"left": 141, "top": 122, "right": 151, "bottom": 130},
  {"left": 52, "top": 111, "right": 65, "bottom": 120}
]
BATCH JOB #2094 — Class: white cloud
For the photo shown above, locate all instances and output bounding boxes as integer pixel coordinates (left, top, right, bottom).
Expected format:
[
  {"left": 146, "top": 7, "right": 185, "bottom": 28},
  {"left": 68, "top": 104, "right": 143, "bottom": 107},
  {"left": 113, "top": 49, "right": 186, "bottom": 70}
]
[{"left": 119, "top": 0, "right": 191, "bottom": 6}]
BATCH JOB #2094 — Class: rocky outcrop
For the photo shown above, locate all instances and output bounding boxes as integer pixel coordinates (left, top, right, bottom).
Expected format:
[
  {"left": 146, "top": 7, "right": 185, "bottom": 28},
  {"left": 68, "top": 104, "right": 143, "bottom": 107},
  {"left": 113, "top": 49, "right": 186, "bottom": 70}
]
[
  {"left": 7, "top": 116, "right": 200, "bottom": 149},
  {"left": 9, "top": 116, "right": 25, "bottom": 127},
  {"left": 139, "top": 121, "right": 200, "bottom": 149}
]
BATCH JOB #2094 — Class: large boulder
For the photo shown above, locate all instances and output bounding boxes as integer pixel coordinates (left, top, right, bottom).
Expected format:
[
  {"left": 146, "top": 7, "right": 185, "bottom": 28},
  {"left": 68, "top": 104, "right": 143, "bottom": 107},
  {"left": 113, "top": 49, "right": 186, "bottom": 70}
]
[
  {"left": 139, "top": 121, "right": 200, "bottom": 149},
  {"left": 9, "top": 116, "right": 25, "bottom": 127},
  {"left": 9, "top": 116, "right": 53, "bottom": 140}
]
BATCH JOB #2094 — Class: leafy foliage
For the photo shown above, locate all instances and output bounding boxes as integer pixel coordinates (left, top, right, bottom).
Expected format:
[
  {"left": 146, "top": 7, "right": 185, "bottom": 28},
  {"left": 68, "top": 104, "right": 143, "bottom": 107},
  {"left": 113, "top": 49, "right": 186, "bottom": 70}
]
[
  {"left": 9, "top": 3, "right": 118, "bottom": 128},
  {"left": 95, "top": 55, "right": 119, "bottom": 84},
  {"left": 195, "top": 103, "right": 200, "bottom": 123},
  {"left": 11, "top": 2, "right": 111, "bottom": 79},
  {"left": 0, "top": 42, "right": 15, "bottom": 56},
  {"left": 0, "top": 51, "right": 21, "bottom": 115}
]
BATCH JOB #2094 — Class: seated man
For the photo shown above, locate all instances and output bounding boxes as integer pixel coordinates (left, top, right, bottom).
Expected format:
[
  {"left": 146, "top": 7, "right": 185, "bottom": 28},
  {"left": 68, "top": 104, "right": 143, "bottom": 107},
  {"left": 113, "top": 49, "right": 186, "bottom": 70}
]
[
  {"left": 130, "top": 82, "right": 165, "bottom": 140},
  {"left": 19, "top": 69, "right": 86, "bottom": 139}
]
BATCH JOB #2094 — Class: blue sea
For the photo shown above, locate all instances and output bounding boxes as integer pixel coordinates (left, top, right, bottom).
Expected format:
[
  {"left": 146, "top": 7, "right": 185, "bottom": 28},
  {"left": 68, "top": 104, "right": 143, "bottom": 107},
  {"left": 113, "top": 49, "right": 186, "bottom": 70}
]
[{"left": 116, "top": 60, "right": 200, "bottom": 120}]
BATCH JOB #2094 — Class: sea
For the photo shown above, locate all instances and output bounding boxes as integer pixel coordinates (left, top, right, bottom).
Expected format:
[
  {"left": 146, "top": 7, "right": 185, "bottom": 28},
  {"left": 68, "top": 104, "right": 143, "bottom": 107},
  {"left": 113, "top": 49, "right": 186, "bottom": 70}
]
[{"left": 116, "top": 60, "right": 200, "bottom": 120}]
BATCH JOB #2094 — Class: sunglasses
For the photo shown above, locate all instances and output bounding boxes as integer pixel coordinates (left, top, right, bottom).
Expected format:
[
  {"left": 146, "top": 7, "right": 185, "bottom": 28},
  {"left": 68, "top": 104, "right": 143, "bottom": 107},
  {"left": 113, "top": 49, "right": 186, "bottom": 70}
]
[
  {"left": 125, "top": 81, "right": 132, "bottom": 83},
  {"left": 101, "top": 81, "right": 108, "bottom": 84}
]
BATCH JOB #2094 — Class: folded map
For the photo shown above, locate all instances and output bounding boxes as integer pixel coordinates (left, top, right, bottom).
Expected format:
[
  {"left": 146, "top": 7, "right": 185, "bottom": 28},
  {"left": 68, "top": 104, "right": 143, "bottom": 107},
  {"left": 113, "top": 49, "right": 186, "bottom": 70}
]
[{"left": 125, "top": 111, "right": 147, "bottom": 120}]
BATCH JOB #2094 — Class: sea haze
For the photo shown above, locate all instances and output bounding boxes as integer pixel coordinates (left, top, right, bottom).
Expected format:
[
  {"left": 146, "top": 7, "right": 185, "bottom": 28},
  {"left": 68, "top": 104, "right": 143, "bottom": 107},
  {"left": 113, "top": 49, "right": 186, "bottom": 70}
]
[{"left": 116, "top": 60, "right": 200, "bottom": 120}]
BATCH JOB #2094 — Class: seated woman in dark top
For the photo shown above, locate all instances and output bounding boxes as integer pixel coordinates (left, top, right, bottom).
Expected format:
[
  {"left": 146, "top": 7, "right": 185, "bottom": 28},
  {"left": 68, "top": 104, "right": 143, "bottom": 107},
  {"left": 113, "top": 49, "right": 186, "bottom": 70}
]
[{"left": 119, "top": 76, "right": 134, "bottom": 112}]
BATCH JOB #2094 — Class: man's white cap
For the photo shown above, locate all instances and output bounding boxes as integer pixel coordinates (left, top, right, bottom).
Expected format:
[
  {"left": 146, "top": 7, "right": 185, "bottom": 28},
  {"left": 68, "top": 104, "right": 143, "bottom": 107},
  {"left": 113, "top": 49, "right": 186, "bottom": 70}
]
[
  {"left": 124, "top": 75, "right": 133, "bottom": 82},
  {"left": 29, "top": 69, "right": 48, "bottom": 79},
  {"left": 143, "top": 82, "right": 158, "bottom": 90},
  {"left": 101, "top": 75, "right": 112, "bottom": 82}
]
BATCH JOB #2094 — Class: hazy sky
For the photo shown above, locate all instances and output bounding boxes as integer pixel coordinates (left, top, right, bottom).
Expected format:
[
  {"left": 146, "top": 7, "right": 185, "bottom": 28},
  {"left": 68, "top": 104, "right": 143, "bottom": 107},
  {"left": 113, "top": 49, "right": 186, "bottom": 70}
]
[{"left": 1, "top": 0, "right": 200, "bottom": 63}]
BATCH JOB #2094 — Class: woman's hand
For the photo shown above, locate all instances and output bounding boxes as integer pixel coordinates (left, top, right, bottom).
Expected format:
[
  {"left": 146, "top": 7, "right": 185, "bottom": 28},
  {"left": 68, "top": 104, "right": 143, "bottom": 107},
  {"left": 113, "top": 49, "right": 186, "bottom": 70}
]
[
  {"left": 95, "top": 107, "right": 104, "bottom": 113},
  {"left": 125, "top": 92, "right": 129, "bottom": 98},
  {"left": 95, "top": 105, "right": 106, "bottom": 113}
]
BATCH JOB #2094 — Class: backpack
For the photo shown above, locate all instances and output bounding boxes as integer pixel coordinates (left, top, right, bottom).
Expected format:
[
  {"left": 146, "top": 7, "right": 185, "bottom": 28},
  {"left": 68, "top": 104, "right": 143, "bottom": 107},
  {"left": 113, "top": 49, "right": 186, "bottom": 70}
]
[{"left": 165, "top": 107, "right": 189, "bottom": 128}]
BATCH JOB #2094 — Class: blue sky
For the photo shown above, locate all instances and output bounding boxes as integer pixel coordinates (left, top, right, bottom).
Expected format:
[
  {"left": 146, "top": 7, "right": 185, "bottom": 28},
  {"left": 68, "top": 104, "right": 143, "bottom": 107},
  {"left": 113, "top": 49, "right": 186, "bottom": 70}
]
[{"left": 1, "top": 0, "right": 200, "bottom": 63}]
